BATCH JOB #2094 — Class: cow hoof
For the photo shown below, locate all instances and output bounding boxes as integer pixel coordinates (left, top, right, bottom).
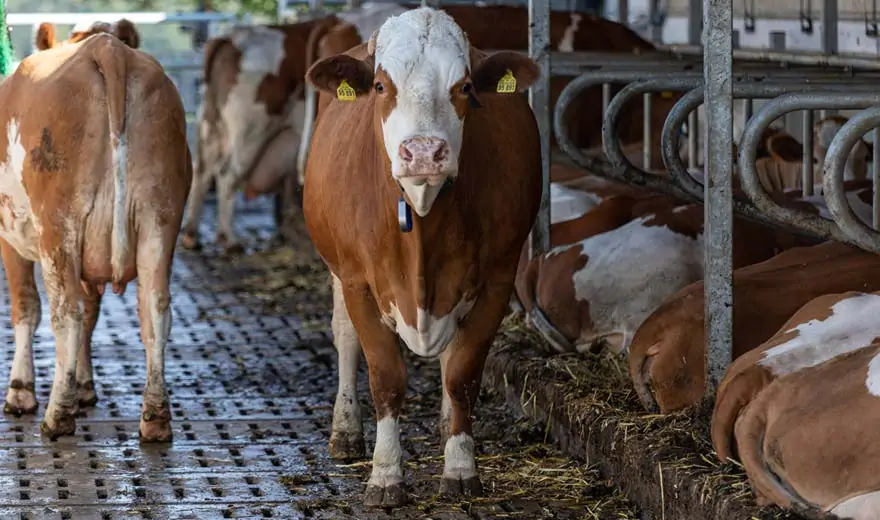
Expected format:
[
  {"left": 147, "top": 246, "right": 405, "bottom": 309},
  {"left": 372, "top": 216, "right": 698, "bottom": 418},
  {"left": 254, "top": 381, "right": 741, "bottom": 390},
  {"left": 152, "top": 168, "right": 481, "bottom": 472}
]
[
  {"left": 77, "top": 381, "right": 98, "bottom": 409},
  {"left": 364, "top": 483, "right": 408, "bottom": 508},
  {"left": 139, "top": 407, "right": 173, "bottom": 443},
  {"left": 4, "top": 384, "right": 38, "bottom": 416},
  {"left": 223, "top": 243, "right": 245, "bottom": 256},
  {"left": 40, "top": 412, "right": 76, "bottom": 441},
  {"left": 329, "top": 430, "right": 366, "bottom": 460},
  {"left": 180, "top": 232, "right": 201, "bottom": 251},
  {"left": 440, "top": 476, "right": 483, "bottom": 498}
]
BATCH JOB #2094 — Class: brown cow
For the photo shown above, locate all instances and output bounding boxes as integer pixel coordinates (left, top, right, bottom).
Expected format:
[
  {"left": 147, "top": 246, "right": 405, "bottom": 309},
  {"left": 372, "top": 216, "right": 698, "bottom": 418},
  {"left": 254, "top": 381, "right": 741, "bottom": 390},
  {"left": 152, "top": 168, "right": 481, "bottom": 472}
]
[
  {"left": 711, "top": 291, "right": 880, "bottom": 518},
  {"left": 0, "top": 34, "right": 191, "bottom": 441},
  {"left": 630, "top": 239, "right": 880, "bottom": 414},
  {"left": 304, "top": 8, "right": 541, "bottom": 507},
  {"left": 515, "top": 201, "right": 791, "bottom": 355},
  {"left": 34, "top": 19, "right": 141, "bottom": 50}
]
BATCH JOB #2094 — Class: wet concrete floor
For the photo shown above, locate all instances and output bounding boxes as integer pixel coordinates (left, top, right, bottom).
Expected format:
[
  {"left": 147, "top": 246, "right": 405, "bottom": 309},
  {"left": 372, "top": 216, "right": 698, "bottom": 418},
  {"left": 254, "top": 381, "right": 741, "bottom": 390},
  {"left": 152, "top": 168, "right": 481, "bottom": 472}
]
[{"left": 0, "top": 196, "right": 639, "bottom": 519}]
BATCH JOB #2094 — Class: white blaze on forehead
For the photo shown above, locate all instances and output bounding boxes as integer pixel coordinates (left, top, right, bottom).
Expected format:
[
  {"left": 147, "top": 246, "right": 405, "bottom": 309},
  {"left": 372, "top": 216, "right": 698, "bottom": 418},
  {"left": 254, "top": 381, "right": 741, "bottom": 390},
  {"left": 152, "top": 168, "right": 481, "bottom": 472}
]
[
  {"left": 373, "top": 8, "right": 470, "bottom": 175},
  {"left": 759, "top": 293, "right": 880, "bottom": 378}
]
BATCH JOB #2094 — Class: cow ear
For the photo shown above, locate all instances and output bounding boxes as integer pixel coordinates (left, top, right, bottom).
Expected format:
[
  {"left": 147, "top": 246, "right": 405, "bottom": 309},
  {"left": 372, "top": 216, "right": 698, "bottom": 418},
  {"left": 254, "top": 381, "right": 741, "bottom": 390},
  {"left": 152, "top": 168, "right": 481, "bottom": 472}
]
[
  {"left": 35, "top": 22, "right": 56, "bottom": 51},
  {"left": 307, "top": 54, "right": 374, "bottom": 98},
  {"left": 471, "top": 51, "right": 540, "bottom": 94},
  {"left": 114, "top": 19, "right": 140, "bottom": 49}
]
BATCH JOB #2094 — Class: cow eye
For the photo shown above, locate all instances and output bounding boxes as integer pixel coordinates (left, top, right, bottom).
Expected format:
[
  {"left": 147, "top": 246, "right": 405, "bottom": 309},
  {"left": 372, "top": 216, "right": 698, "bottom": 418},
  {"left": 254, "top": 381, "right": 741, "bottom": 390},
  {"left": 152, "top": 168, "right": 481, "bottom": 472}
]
[
  {"left": 460, "top": 83, "right": 473, "bottom": 95},
  {"left": 375, "top": 82, "right": 384, "bottom": 93}
]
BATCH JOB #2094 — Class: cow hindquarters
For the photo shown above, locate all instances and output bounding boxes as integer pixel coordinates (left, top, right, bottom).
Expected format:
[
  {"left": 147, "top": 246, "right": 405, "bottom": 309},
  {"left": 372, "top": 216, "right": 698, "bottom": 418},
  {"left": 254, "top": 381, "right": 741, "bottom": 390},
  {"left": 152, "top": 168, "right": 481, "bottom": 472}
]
[
  {"left": 1, "top": 239, "right": 40, "bottom": 416},
  {"left": 329, "top": 274, "right": 365, "bottom": 460},
  {"left": 339, "top": 282, "right": 408, "bottom": 508},
  {"left": 135, "top": 231, "right": 174, "bottom": 443},
  {"left": 438, "top": 284, "right": 513, "bottom": 498}
]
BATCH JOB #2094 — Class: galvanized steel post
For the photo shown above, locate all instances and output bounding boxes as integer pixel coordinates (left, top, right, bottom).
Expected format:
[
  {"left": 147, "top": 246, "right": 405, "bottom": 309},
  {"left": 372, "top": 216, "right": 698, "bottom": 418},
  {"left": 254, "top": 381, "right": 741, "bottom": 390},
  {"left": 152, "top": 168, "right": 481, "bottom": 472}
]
[
  {"left": 529, "top": 0, "right": 551, "bottom": 259},
  {"left": 703, "top": 0, "right": 734, "bottom": 390}
]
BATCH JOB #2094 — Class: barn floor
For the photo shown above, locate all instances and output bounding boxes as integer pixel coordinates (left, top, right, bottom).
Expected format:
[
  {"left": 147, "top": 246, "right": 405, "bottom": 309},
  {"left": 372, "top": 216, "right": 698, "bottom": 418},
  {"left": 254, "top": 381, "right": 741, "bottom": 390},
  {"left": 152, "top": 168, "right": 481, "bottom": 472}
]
[{"left": 0, "top": 195, "right": 641, "bottom": 520}]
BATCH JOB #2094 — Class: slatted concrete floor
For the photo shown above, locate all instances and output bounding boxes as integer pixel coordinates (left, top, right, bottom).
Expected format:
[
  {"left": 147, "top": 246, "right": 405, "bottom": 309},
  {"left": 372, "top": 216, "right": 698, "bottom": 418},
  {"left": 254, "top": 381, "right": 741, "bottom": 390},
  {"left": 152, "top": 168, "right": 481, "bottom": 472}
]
[{"left": 0, "top": 196, "right": 640, "bottom": 520}]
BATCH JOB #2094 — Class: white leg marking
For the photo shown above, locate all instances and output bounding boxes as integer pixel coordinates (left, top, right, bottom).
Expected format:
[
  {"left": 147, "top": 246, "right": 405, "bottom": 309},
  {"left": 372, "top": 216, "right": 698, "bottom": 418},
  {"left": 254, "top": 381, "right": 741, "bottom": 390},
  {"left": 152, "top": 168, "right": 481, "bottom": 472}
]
[
  {"left": 215, "top": 174, "right": 240, "bottom": 246},
  {"left": 443, "top": 433, "right": 477, "bottom": 481},
  {"left": 331, "top": 275, "right": 362, "bottom": 435},
  {"left": 369, "top": 417, "right": 404, "bottom": 488},
  {"left": 45, "top": 310, "right": 83, "bottom": 420},
  {"left": 439, "top": 348, "right": 453, "bottom": 439},
  {"left": 142, "top": 290, "right": 171, "bottom": 406},
  {"left": 9, "top": 322, "right": 36, "bottom": 386}
]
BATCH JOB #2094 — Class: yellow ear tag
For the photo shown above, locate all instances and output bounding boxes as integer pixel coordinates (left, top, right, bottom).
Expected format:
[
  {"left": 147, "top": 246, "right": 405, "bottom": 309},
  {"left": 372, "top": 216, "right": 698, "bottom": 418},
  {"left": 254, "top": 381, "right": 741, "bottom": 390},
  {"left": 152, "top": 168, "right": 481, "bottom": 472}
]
[
  {"left": 496, "top": 69, "right": 517, "bottom": 94},
  {"left": 336, "top": 80, "right": 356, "bottom": 101}
]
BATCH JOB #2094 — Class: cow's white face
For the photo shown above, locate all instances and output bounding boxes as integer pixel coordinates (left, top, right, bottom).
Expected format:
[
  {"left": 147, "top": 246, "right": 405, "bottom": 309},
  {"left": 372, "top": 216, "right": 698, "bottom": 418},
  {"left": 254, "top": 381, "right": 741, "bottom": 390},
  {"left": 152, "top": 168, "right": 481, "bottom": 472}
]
[
  {"left": 370, "top": 8, "right": 471, "bottom": 216},
  {"left": 306, "top": 7, "right": 541, "bottom": 219}
]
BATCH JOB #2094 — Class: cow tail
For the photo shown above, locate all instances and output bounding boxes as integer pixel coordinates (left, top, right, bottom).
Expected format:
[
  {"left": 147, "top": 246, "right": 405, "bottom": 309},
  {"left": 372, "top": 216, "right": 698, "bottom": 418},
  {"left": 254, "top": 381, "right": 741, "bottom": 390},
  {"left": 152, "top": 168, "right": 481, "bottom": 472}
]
[
  {"left": 298, "top": 17, "right": 339, "bottom": 182},
  {"left": 734, "top": 404, "right": 814, "bottom": 512},
  {"left": 93, "top": 35, "right": 129, "bottom": 291}
]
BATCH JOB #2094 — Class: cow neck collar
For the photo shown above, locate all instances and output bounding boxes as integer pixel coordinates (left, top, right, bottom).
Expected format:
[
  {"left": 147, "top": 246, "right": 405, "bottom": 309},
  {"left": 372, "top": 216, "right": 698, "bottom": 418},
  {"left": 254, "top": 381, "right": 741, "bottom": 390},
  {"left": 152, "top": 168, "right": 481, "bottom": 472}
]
[{"left": 396, "top": 178, "right": 455, "bottom": 233}]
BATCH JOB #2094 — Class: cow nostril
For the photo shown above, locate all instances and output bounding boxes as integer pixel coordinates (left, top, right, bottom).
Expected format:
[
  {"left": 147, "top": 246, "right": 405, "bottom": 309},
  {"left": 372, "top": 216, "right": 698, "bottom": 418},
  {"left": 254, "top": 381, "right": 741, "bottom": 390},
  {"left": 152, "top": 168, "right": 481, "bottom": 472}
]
[
  {"left": 399, "top": 143, "right": 414, "bottom": 163},
  {"left": 433, "top": 142, "right": 449, "bottom": 163}
]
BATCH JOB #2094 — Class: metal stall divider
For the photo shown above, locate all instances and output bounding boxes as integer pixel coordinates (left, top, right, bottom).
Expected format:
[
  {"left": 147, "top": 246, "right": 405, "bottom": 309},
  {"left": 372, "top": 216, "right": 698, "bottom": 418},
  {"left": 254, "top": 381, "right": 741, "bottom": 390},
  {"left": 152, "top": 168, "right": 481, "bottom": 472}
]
[{"left": 529, "top": 0, "right": 552, "bottom": 258}]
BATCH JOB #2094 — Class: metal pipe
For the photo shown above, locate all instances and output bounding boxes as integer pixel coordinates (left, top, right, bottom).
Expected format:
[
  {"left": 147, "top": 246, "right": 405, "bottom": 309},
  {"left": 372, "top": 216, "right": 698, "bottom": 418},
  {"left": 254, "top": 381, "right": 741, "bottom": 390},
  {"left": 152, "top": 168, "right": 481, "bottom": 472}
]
[
  {"left": 602, "top": 83, "right": 611, "bottom": 113},
  {"left": 643, "top": 92, "right": 652, "bottom": 170},
  {"left": 802, "top": 110, "right": 814, "bottom": 196},
  {"left": 874, "top": 130, "right": 880, "bottom": 229},
  {"left": 688, "top": 111, "right": 698, "bottom": 169},
  {"left": 739, "top": 92, "right": 880, "bottom": 243},
  {"left": 528, "top": 0, "right": 551, "bottom": 259},
  {"left": 703, "top": 0, "right": 734, "bottom": 390},
  {"left": 823, "top": 107, "right": 880, "bottom": 252},
  {"left": 656, "top": 45, "right": 880, "bottom": 71}
]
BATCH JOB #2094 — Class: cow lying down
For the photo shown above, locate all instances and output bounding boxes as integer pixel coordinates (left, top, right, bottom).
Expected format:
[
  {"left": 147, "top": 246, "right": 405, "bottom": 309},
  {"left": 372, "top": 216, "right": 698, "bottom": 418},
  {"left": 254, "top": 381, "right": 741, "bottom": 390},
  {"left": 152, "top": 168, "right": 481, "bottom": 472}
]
[
  {"left": 629, "top": 240, "right": 880, "bottom": 413},
  {"left": 514, "top": 198, "right": 788, "bottom": 355},
  {"left": 629, "top": 180, "right": 877, "bottom": 413},
  {"left": 711, "top": 290, "right": 880, "bottom": 519}
]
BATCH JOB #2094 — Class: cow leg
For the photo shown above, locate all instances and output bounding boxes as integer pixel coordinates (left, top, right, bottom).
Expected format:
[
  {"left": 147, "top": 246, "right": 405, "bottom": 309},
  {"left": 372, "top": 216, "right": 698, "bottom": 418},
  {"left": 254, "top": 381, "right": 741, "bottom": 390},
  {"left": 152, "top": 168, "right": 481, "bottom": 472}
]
[
  {"left": 1, "top": 240, "right": 40, "bottom": 416},
  {"left": 438, "top": 343, "right": 485, "bottom": 498},
  {"left": 329, "top": 274, "right": 365, "bottom": 460},
  {"left": 39, "top": 249, "right": 84, "bottom": 440},
  {"left": 438, "top": 288, "right": 512, "bottom": 498},
  {"left": 180, "top": 161, "right": 219, "bottom": 250},
  {"left": 76, "top": 291, "right": 102, "bottom": 409},
  {"left": 215, "top": 172, "right": 244, "bottom": 255},
  {"left": 135, "top": 237, "right": 173, "bottom": 443},
  {"left": 339, "top": 283, "right": 408, "bottom": 508}
]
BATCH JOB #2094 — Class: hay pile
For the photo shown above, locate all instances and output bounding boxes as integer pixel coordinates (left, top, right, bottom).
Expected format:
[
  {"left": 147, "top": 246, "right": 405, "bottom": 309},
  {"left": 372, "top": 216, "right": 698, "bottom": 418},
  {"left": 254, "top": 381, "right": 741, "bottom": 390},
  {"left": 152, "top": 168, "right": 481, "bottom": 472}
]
[{"left": 490, "top": 314, "right": 808, "bottom": 519}]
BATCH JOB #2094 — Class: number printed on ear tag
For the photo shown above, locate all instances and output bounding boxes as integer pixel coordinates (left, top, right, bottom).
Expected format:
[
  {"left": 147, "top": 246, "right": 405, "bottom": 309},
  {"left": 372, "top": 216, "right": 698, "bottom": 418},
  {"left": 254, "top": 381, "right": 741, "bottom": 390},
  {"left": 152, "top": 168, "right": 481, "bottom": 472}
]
[
  {"left": 496, "top": 69, "right": 517, "bottom": 93},
  {"left": 337, "top": 80, "right": 356, "bottom": 101}
]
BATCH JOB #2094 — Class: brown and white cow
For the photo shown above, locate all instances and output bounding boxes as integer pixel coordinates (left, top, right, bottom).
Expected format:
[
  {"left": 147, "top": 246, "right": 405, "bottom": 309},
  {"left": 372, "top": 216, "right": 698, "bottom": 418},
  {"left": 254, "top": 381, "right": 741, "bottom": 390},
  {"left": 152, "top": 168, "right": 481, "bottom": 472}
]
[
  {"left": 514, "top": 201, "right": 791, "bottom": 355},
  {"left": 629, "top": 239, "right": 880, "bottom": 414},
  {"left": 302, "top": 5, "right": 676, "bottom": 156},
  {"left": 0, "top": 34, "right": 191, "bottom": 441},
  {"left": 304, "top": 8, "right": 541, "bottom": 507},
  {"left": 183, "top": 4, "right": 409, "bottom": 253},
  {"left": 34, "top": 19, "right": 141, "bottom": 51},
  {"left": 711, "top": 290, "right": 880, "bottom": 518}
]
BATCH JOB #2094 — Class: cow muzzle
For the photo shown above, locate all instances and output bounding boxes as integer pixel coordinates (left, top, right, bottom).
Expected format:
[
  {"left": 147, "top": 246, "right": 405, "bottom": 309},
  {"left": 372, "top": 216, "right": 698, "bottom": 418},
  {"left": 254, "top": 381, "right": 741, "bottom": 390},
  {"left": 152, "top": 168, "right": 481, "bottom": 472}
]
[
  {"left": 397, "top": 136, "right": 453, "bottom": 183},
  {"left": 395, "top": 136, "right": 455, "bottom": 217}
]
